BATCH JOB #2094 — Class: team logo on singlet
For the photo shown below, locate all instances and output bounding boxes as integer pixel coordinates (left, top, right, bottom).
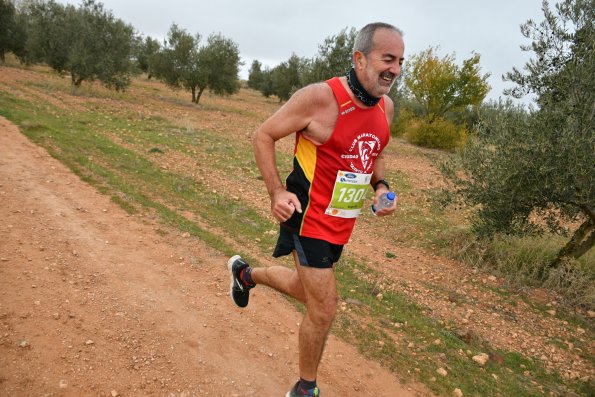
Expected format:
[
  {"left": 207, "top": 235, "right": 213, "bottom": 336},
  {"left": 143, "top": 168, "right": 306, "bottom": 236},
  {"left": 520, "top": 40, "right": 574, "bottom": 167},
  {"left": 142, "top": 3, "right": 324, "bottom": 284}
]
[
  {"left": 358, "top": 140, "right": 376, "bottom": 171},
  {"left": 341, "top": 132, "right": 382, "bottom": 173}
]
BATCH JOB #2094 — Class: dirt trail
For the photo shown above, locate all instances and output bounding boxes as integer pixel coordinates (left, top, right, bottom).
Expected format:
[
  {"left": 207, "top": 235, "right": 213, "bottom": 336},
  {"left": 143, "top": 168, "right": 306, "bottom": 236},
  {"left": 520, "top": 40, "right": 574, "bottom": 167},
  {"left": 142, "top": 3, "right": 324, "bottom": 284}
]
[
  {"left": 0, "top": 116, "right": 429, "bottom": 396},
  {"left": 1, "top": 61, "right": 592, "bottom": 397}
]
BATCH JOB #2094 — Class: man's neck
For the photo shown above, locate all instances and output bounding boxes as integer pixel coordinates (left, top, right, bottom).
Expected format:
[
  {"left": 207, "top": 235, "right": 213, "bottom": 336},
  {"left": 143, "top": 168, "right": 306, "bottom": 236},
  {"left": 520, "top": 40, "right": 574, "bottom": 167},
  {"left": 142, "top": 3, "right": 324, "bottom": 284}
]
[{"left": 346, "top": 68, "right": 381, "bottom": 107}]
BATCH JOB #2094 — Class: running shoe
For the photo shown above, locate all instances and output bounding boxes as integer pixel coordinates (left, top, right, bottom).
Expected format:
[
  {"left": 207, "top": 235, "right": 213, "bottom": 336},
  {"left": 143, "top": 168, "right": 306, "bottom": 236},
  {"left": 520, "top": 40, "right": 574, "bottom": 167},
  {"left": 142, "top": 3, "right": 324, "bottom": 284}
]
[
  {"left": 285, "top": 381, "right": 320, "bottom": 397},
  {"left": 227, "top": 255, "right": 253, "bottom": 308}
]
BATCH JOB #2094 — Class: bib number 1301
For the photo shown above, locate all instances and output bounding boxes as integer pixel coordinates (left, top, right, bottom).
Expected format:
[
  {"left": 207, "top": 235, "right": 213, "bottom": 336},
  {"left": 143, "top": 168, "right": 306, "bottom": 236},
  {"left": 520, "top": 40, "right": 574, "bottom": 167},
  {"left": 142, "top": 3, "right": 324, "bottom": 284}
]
[{"left": 325, "top": 171, "right": 372, "bottom": 218}]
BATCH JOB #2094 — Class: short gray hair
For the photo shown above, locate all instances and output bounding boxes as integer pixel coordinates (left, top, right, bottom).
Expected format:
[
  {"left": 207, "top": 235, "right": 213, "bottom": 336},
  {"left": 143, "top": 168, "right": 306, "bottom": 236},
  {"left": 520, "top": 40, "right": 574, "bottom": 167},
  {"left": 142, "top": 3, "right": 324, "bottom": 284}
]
[{"left": 353, "top": 22, "right": 403, "bottom": 56}]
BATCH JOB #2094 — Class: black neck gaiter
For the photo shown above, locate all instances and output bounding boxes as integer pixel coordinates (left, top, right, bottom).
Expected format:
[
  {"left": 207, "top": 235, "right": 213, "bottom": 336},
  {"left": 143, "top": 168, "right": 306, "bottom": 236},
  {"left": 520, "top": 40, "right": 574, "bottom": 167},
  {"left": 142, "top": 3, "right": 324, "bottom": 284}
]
[{"left": 346, "top": 67, "right": 381, "bottom": 107}]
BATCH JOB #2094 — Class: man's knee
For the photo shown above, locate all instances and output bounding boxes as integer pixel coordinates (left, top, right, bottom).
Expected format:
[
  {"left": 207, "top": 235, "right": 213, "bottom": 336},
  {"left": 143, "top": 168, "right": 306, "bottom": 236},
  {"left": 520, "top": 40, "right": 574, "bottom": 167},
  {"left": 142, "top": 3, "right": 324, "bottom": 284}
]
[{"left": 308, "top": 294, "right": 339, "bottom": 325}]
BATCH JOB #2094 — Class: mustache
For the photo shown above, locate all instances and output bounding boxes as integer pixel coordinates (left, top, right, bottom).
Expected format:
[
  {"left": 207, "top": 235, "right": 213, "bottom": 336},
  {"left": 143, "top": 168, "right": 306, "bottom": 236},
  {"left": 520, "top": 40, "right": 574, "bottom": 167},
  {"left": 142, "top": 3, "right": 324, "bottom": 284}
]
[{"left": 380, "top": 71, "right": 395, "bottom": 80}]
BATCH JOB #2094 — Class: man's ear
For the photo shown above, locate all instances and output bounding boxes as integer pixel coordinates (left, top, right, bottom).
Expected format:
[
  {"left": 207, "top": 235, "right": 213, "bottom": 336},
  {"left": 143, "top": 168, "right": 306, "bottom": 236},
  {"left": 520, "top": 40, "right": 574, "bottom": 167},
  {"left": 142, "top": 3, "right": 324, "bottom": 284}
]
[{"left": 353, "top": 51, "right": 366, "bottom": 70}]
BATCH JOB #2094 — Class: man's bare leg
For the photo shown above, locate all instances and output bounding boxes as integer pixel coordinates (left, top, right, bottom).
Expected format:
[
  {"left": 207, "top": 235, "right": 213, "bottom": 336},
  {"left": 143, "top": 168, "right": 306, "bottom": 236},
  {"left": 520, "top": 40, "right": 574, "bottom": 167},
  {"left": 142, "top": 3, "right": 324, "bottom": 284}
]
[
  {"left": 250, "top": 255, "right": 306, "bottom": 303},
  {"left": 251, "top": 253, "right": 337, "bottom": 381},
  {"left": 294, "top": 258, "right": 337, "bottom": 381}
]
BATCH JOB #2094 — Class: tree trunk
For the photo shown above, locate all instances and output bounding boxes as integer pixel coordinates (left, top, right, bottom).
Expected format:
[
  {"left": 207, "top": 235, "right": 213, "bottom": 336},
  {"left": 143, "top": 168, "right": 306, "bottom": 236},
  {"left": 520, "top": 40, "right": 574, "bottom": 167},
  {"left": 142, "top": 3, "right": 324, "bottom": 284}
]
[
  {"left": 550, "top": 215, "right": 595, "bottom": 268},
  {"left": 195, "top": 87, "right": 205, "bottom": 104},
  {"left": 191, "top": 86, "right": 196, "bottom": 103}
]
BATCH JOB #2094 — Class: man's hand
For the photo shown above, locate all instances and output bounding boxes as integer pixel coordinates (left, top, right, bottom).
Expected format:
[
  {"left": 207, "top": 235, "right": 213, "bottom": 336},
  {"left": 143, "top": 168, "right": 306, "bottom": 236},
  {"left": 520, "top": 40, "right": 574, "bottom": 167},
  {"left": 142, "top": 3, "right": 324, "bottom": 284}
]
[
  {"left": 372, "top": 187, "right": 397, "bottom": 217},
  {"left": 271, "top": 189, "right": 302, "bottom": 222}
]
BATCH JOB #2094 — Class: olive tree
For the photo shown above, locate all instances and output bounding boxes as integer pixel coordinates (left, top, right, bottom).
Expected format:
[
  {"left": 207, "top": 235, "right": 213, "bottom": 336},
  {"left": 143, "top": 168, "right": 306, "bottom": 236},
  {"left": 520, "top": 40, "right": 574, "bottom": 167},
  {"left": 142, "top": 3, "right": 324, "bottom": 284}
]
[
  {"left": 196, "top": 33, "right": 241, "bottom": 102},
  {"left": 79, "top": 1, "right": 135, "bottom": 90},
  {"left": 21, "top": 0, "right": 72, "bottom": 71},
  {"left": 302, "top": 27, "right": 356, "bottom": 85},
  {"left": 135, "top": 35, "right": 161, "bottom": 79},
  {"left": 0, "top": 0, "right": 27, "bottom": 62},
  {"left": 247, "top": 59, "right": 265, "bottom": 91},
  {"left": 152, "top": 24, "right": 202, "bottom": 101},
  {"left": 153, "top": 25, "right": 240, "bottom": 103},
  {"left": 22, "top": 0, "right": 135, "bottom": 90},
  {"left": 270, "top": 53, "right": 306, "bottom": 101},
  {"left": 250, "top": 27, "right": 356, "bottom": 99},
  {"left": 443, "top": 0, "right": 594, "bottom": 267}
]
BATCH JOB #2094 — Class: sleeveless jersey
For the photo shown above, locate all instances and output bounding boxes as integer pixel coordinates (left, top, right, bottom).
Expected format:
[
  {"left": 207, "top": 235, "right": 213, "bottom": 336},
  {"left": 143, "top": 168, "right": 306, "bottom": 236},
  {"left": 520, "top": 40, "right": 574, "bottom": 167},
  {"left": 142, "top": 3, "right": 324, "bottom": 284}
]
[{"left": 282, "top": 77, "right": 390, "bottom": 245}]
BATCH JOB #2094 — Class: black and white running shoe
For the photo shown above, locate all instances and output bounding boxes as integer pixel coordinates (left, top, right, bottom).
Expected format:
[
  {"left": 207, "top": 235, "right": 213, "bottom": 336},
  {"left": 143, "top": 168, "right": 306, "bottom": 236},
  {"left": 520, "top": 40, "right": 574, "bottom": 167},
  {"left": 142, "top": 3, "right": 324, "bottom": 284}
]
[{"left": 227, "top": 255, "right": 254, "bottom": 308}]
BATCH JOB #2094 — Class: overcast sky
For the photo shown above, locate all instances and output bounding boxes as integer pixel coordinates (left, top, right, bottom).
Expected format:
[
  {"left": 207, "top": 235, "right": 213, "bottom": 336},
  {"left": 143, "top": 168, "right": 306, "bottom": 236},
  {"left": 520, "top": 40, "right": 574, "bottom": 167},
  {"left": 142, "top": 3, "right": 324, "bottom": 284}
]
[{"left": 57, "top": 0, "right": 547, "bottom": 102}]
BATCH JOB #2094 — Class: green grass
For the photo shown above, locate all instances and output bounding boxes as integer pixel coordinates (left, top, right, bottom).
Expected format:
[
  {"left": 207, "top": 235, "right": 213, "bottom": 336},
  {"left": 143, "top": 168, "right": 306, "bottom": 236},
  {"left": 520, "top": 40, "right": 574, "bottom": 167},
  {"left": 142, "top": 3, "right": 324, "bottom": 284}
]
[
  {"left": 1, "top": 71, "right": 592, "bottom": 397},
  {"left": 0, "top": 90, "right": 277, "bottom": 260}
]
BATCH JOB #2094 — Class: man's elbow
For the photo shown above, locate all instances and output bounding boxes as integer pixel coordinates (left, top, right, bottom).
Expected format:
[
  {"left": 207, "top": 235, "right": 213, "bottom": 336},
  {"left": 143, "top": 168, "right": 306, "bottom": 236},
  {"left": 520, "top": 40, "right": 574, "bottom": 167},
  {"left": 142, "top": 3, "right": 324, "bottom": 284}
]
[
  {"left": 252, "top": 127, "right": 274, "bottom": 155},
  {"left": 252, "top": 126, "right": 265, "bottom": 146},
  {"left": 253, "top": 126, "right": 275, "bottom": 146}
]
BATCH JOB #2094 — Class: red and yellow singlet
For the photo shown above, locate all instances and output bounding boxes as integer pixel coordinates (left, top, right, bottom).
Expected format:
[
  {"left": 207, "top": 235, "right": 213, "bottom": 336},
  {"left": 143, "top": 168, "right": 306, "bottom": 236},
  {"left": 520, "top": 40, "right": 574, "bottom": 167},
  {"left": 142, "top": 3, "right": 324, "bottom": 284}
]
[{"left": 282, "top": 77, "right": 390, "bottom": 245}]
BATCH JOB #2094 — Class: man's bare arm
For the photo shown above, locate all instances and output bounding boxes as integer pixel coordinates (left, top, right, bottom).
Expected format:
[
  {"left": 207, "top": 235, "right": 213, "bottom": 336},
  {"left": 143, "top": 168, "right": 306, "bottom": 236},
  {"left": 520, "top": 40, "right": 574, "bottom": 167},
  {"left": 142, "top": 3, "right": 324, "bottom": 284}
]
[{"left": 252, "top": 84, "right": 332, "bottom": 221}]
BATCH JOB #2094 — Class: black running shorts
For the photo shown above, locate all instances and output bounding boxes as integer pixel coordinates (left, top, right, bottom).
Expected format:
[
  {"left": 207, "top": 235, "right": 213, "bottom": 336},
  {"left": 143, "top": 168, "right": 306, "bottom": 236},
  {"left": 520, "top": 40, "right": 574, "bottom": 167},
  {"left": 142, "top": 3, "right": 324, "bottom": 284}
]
[{"left": 272, "top": 225, "right": 344, "bottom": 269}]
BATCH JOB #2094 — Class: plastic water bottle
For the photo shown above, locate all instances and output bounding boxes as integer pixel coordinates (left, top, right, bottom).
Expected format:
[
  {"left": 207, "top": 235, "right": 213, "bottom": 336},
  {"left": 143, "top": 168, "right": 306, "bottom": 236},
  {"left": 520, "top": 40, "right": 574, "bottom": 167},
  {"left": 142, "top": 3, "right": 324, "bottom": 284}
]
[{"left": 371, "top": 191, "right": 396, "bottom": 214}]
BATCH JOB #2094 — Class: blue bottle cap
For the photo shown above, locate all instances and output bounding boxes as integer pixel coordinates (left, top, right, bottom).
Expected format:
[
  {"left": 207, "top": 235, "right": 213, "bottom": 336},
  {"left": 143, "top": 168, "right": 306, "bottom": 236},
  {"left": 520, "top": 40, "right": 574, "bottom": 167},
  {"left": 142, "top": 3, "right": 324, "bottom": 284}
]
[{"left": 386, "top": 191, "right": 396, "bottom": 200}]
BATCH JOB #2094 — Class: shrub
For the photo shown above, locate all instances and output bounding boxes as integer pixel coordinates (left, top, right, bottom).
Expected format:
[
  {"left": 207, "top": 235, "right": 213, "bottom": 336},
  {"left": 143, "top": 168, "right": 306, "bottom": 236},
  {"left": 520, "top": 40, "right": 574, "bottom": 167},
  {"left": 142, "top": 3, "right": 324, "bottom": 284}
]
[
  {"left": 390, "top": 107, "right": 416, "bottom": 137},
  {"left": 405, "top": 117, "right": 467, "bottom": 150}
]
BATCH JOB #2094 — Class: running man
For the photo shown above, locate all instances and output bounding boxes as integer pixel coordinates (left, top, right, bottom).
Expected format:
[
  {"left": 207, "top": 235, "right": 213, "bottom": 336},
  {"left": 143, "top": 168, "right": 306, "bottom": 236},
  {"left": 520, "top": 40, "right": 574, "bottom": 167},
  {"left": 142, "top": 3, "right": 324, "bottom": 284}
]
[{"left": 228, "top": 22, "right": 404, "bottom": 397}]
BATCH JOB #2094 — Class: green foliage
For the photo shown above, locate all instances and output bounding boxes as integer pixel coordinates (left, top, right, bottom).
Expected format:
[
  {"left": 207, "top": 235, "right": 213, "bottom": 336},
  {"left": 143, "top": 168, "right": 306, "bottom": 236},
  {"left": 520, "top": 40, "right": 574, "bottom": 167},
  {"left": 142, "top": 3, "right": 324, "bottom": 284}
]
[
  {"left": 0, "top": 0, "right": 27, "bottom": 62},
  {"left": 198, "top": 33, "right": 241, "bottom": 97},
  {"left": 442, "top": 102, "right": 550, "bottom": 234},
  {"left": 405, "top": 46, "right": 490, "bottom": 122},
  {"left": 21, "top": 0, "right": 71, "bottom": 70},
  {"left": 269, "top": 53, "right": 306, "bottom": 101},
  {"left": 504, "top": 0, "right": 594, "bottom": 102},
  {"left": 302, "top": 27, "right": 356, "bottom": 84},
  {"left": 21, "top": 0, "right": 135, "bottom": 90},
  {"left": 389, "top": 79, "right": 424, "bottom": 137},
  {"left": 247, "top": 59, "right": 264, "bottom": 90},
  {"left": 259, "top": 67, "right": 275, "bottom": 98},
  {"left": 153, "top": 24, "right": 240, "bottom": 103},
  {"left": 82, "top": 3, "right": 135, "bottom": 90},
  {"left": 390, "top": 107, "right": 415, "bottom": 136},
  {"left": 393, "top": 47, "right": 489, "bottom": 150},
  {"left": 134, "top": 35, "right": 161, "bottom": 79},
  {"left": 442, "top": 0, "right": 595, "bottom": 266},
  {"left": 251, "top": 27, "right": 356, "bottom": 99},
  {"left": 406, "top": 117, "right": 467, "bottom": 151},
  {"left": 152, "top": 24, "right": 202, "bottom": 101}
]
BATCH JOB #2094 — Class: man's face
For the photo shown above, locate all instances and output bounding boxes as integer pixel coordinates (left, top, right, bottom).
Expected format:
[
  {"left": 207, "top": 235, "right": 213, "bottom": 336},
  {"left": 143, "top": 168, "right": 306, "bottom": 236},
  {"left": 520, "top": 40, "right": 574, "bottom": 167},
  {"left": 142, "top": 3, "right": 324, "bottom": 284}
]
[{"left": 355, "top": 29, "right": 405, "bottom": 98}]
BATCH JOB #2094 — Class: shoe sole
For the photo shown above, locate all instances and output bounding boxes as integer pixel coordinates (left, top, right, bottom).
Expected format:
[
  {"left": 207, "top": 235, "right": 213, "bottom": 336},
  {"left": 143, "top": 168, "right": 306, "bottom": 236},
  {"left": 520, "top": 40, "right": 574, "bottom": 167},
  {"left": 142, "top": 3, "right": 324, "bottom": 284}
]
[{"left": 227, "top": 254, "right": 242, "bottom": 304}]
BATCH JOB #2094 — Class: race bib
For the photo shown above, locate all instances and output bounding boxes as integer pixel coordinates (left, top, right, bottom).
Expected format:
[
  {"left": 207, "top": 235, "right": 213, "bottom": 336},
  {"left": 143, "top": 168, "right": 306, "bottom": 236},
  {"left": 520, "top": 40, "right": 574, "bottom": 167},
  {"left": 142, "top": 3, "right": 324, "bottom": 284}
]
[{"left": 325, "top": 171, "right": 372, "bottom": 218}]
